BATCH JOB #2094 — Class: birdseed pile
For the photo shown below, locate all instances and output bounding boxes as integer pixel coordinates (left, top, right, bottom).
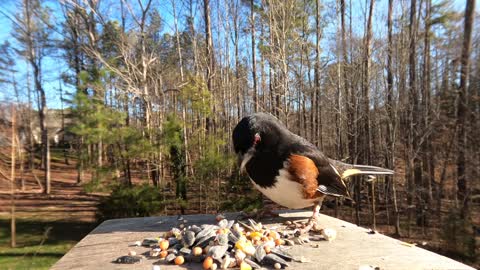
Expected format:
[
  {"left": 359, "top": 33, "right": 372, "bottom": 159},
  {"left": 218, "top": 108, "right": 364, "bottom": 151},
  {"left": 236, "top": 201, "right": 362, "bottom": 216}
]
[{"left": 113, "top": 215, "right": 337, "bottom": 269}]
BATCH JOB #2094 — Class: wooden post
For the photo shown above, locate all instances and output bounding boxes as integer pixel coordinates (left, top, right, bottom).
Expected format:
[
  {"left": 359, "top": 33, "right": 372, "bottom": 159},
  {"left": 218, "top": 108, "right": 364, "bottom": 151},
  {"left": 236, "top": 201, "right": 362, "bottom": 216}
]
[{"left": 11, "top": 104, "right": 16, "bottom": 248}]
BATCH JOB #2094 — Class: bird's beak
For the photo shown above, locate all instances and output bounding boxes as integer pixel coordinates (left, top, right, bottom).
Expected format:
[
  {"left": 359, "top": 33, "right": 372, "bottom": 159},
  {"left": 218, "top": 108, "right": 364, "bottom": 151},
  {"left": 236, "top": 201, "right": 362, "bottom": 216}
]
[
  {"left": 239, "top": 149, "right": 254, "bottom": 174},
  {"left": 236, "top": 153, "right": 243, "bottom": 166}
]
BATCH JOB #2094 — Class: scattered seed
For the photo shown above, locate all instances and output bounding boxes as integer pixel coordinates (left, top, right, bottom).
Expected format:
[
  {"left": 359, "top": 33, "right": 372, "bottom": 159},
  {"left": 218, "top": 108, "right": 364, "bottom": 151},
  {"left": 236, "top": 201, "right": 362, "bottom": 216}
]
[
  {"left": 203, "top": 256, "right": 214, "bottom": 270},
  {"left": 159, "top": 250, "right": 168, "bottom": 258},
  {"left": 240, "top": 261, "right": 252, "bottom": 270},
  {"left": 114, "top": 255, "right": 141, "bottom": 264},
  {"left": 159, "top": 240, "right": 169, "bottom": 251},
  {"left": 221, "top": 255, "right": 232, "bottom": 269},
  {"left": 142, "top": 238, "right": 159, "bottom": 247},
  {"left": 183, "top": 231, "right": 196, "bottom": 247},
  {"left": 193, "top": 246, "right": 203, "bottom": 256},
  {"left": 244, "top": 258, "right": 262, "bottom": 269},
  {"left": 165, "top": 253, "right": 176, "bottom": 263},
  {"left": 119, "top": 217, "right": 318, "bottom": 269},
  {"left": 150, "top": 248, "right": 160, "bottom": 257},
  {"left": 166, "top": 248, "right": 178, "bottom": 255},
  {"left": 207, "top": 245, "right": 228, "bottom": 261},
  {"left": 218, "top": 219, "right": 228, "bottom": 229},
  {"left": 321, "top": 228, "right": 337, "bottom": 242},
  {"left": 180, "top": 247, "right": 192, "bottom": 255},
  {"left": 174, "top": 256, "right": 185, "bottom": 265},
  {"left": 284, "top": 239, "right": 295, "bottom": 246}
]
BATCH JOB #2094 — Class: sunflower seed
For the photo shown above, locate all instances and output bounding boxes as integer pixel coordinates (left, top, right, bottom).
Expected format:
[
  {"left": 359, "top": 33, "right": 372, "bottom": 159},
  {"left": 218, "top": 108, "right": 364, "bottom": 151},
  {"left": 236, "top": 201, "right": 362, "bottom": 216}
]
[
  {"left": 182, "top": 231, "right": 196, "bottom": 247},
  {"left": 208, "top": 245, "right": 228, "bottom": 261},
  {"left": 262, "top": 254, "right": 289, "bottom": 267},
  {"left": 114, "top": 255, "right": 142, "bottom": 264}
]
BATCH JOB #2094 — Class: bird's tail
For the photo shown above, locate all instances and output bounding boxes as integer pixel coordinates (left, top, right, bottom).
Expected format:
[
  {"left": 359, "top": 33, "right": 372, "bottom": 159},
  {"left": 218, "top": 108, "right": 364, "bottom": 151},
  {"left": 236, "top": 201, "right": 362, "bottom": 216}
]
[{"left": 329, "top": 159, "right": 394, "bottom": 179}]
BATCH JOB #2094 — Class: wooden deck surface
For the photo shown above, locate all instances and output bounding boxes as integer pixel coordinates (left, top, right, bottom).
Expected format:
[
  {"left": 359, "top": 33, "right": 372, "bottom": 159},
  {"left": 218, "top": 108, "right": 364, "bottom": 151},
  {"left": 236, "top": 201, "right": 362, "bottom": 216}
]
[{"left": 51, "top": 211, "right": 475, "bottom": 270}]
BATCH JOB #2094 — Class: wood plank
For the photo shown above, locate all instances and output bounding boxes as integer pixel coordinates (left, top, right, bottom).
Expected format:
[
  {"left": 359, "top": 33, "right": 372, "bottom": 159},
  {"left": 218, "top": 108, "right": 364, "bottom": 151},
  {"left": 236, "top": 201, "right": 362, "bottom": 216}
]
[{"left": 51, "top": 211, "right": 475, "bottom": 270}]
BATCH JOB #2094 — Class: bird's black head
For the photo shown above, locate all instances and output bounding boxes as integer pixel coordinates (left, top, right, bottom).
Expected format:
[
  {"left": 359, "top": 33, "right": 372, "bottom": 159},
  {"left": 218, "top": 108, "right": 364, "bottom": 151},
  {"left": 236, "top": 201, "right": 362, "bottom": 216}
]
[{"left": 232, "top": 113, "right": 286, "bottom": 158}]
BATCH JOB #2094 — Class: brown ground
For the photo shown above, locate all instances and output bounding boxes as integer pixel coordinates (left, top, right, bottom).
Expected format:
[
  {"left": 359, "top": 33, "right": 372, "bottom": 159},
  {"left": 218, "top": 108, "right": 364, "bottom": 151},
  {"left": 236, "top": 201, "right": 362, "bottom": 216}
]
[{"left": 0, "top": 153, "right": 103, "bottom": 222}]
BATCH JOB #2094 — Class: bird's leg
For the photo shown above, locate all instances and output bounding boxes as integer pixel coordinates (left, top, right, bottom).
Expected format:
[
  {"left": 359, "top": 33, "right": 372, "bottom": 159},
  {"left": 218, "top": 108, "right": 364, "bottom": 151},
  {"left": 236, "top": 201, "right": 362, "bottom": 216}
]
[{"left": 296, "top": 203, "right": 321, "bottom": 235}]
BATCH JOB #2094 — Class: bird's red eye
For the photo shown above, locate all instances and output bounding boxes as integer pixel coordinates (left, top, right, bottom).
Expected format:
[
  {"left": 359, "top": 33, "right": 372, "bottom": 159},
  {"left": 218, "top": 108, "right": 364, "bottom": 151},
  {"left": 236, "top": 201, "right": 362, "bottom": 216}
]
[{"left": 254, "top": 133, "right": 261, "bottom": 145}]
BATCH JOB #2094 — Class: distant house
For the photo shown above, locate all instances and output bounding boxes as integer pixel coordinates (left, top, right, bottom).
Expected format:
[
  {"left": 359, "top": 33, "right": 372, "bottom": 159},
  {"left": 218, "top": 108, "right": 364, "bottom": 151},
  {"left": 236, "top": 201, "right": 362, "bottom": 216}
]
[
  {"left": 30, "top": 109, "right": 74, "bottom": 146},
  {"left": 0, "top": 105, "right": 74, "bottom": 147}
]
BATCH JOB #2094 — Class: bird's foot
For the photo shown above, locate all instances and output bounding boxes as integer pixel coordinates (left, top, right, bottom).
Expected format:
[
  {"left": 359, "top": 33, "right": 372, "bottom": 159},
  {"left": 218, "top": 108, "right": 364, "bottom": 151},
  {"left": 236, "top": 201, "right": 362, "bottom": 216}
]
[
  {"left": 294, "top": 216, "right": 320, "bottom": 236},
  {"left": 293, "top": 204, "right": 322, "bottom": 236}
]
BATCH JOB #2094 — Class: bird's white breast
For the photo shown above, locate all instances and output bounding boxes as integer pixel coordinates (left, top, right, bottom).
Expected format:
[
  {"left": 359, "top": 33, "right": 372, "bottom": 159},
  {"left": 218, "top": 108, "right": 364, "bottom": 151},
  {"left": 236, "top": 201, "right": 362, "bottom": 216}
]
[{"left": 250, "top": 168, "right": 317, "bottom": 209}]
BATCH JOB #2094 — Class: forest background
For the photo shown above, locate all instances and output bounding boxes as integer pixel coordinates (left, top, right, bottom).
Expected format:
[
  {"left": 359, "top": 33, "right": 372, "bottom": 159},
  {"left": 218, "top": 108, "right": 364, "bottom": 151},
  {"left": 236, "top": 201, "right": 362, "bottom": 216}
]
[{"left": 0, "top": 0, "right": 478, "bottom": 269}]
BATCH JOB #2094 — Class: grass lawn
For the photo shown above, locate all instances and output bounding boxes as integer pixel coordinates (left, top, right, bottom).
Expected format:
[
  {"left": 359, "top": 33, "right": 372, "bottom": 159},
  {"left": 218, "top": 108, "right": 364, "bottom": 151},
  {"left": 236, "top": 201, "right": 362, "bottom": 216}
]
[{"left": 0, "top": 218, "right": 96, "bottom": 270}]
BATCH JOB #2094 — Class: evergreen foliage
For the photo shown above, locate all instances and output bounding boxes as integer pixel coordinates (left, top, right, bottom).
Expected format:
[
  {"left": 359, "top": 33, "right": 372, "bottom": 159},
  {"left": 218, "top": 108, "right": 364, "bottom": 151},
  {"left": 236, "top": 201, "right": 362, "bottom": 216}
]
[
  {"left": 69, "top": 78, "right": 153, "bottom": 188},
  {"left": 96, "top": 184, "right": 164, "bottom": 220},
  {"left": 162, "top": 115, "right": 187, "bottom": 205}
]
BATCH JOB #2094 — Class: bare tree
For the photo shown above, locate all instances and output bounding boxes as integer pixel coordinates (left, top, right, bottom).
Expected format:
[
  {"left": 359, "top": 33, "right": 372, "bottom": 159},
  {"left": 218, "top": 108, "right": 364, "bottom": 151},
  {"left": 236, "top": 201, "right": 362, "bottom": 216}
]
[
  {"left": 10, "top": 105, "right": 16, "bottom": 248},
  {"left": 250, "top": 0, "right": 258, "bottom": 112},
  {"left": 456, "top": 0, "right": 475, "bottom": 218},
  {"left": 204, "top": 0, "right": 215, "bottom": 132},
  {"left": 12, "top": 0, "right": 52, "bottom": 194},
  {"left": 386, "top": 0, "right": 400, "bottom": 236}
]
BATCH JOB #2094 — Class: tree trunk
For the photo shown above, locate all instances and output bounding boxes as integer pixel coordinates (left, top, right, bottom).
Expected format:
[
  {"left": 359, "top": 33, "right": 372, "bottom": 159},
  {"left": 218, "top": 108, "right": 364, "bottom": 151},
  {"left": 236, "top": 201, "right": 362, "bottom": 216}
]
[
  {"left": 172, "top": 0, "right": 190, "bottom": 179},
  {"left": 250, "top": 0, "right": 258, "bottom": 112},
  {"left": 204, "top": 0, "right": 214, "bottom": 132},
  {"left": 314, "top": 0, "right": 322, "bottom": 148},
  {"left": 233, "top": 0, "right": 241, "bottom": 120},
  {"left": 386, "top": 0, "right": 400, "bottom": 236},
  {"left": 456, "top": 0, "right": 475, "bottom": 218},
  {"left": 420, "top": 0, "right": 432, "bottom": 231},
  {"left": 407, "top": 0, "right": 417, "bottom": 236},
  {"left": 362, "top": 0, "right": 374, "bottom": 165},
  {"left": 10, "top": 105, "right": 16, "bottom": 248},
  {"left": 340, "top": 0, "right": 350, "bottom": 158}
]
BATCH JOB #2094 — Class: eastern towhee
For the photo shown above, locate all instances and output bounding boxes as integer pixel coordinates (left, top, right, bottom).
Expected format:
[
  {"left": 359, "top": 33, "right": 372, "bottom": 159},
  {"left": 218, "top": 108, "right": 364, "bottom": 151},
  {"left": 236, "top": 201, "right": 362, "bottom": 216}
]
[{"left": 232, "top": 113, "right": 394, "bottom": 233}]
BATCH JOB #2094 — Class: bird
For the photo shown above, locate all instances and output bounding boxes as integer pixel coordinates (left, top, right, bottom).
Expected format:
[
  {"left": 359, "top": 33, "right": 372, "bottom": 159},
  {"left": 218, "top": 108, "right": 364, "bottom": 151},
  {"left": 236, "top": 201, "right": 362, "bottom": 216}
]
[{"left": 232, "top": 112, "right": 394, "bottom": 234}]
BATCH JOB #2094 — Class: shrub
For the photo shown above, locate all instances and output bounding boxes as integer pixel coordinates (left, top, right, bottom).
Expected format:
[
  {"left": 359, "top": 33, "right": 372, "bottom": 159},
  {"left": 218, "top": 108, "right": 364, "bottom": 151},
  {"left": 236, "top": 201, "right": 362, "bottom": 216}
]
[
  {"left": 96, "top": 184, "right": 164, "bottom": 221},
  {"left": 440, "top": 210, "right": 476, "bottom": 262}
]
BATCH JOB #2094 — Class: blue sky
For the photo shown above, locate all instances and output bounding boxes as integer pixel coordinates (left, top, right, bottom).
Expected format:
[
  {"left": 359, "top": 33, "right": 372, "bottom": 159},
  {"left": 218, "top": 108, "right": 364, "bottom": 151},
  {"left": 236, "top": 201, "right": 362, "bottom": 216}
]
[
  {"left": 0, "top": 0, "right": 475, "bottom": 109},
  {"left": 0, "top": 0, "right": 178, "bottom": 108}
]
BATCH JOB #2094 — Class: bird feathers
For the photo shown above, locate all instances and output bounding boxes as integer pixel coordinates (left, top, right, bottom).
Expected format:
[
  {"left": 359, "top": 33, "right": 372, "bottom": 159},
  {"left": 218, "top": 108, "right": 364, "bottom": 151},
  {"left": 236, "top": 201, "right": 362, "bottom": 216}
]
[
  {"left": 328, "top": 159, "right": 394, "bottom": 179},
  {"left": 288, "top": 154, "right": 349, "bottom": 198},
  {"left": 287, "top": 154, "right": 321, "bottom": 199},
  {"left": 233, "top": 113, "right": 394, "bottom": 206}
]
